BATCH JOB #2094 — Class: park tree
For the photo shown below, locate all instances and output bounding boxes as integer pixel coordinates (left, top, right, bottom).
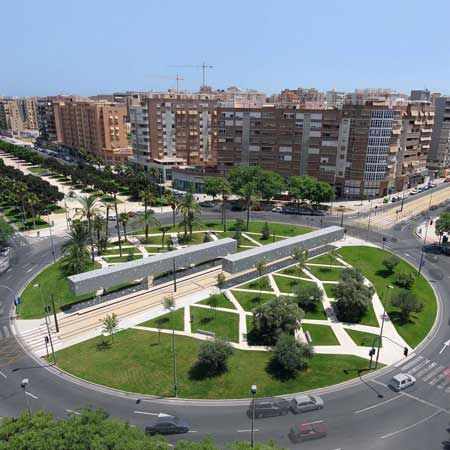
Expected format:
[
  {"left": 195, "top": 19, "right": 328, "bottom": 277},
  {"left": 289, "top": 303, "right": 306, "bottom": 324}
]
[
  {"left": 309, "top": 181, "right": 335, "bottom": 206},
  {"left": 196, "top": 338, "right": 234, "bottom": 376},
  {"left": 254, "top": 260, "right": 267, "bottom": 299},
  {"left": 293, "top": 283, "right": 323, "bottom": 310},
  {"left": 119, "top": 212, "right": 129, "bottom": 242},
  {"left": 334, "top": 268, "right": 374, "bottom": 323},
  {"left": 216, "top": 272, "right": 226, "bottom": 294},
  {"left": 391, "top": 291, "right": 423, "bottom": 322},
  {"left": 101, "top": 313, "right": 119, "bottom": 344},
  {"left": 177, "top": 192, "right": 201, "bottom": 241},
  {"left": 252, "top": 297, "right": 304, "bottom": 345},
  {"left": 261, "top": 222, "right": 271, "bottom": 240},
  {"left": 258, "top": 170, "right": 285, "bottom": 201},
  {"left": 382, "top": 256, "right": 400, "bottom": 274},
  {"left": 203, "top": 177, "right": 223, "bottom": 200},
  {"left": 396, "top": 272, "right": 416, "bottom": 289},
  {"left": 0, "top": 408, "right": 167, "bottom": 450},
  {"left": 60, "top": 222, "right": 91, "bottom": 275},
  {"left": 290, "top": 247, "right": 308, "bottom": 276},
  {"left": 0, "top": 217, "right": 13, "bottom": 244},
  {"left": 164, "top": 191, "right": 178, "bottom": 227},
  {"left": 272, "top": 333, "right": 313, "bottom": 376},
  {"left": 435, "top": 212, "right": 450, "bottom": 244},
  {"left": 139, "top": 210, "right": 161, "bottom": 243},
  {"left": 288, "top": 176, "right": 314, "bottom": 211},
  {"left": 240, "top": 181, "right": 258, "bottom": 230}
]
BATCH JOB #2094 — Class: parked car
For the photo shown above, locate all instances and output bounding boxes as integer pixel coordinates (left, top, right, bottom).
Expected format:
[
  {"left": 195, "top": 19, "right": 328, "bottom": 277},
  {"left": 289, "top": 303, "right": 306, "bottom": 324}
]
[
  {"left": 290, "top": 395, "right": 324, "bottom": 413},
  {"left": 391, "top": 196, "right": 401, "bottom": 202},
  {"left": 288, "top": 420, "right": 327, "bottom": 443},
  {"left": 390, "top": 373, "right": 416, "bottom": 391},
  {"left": 127, "top": 211, "right": 137, "bottom": 218},
  {"left": 247, "top": 398, "right": 290, "bottom": 418},
  {"left": 444, "top": 178, "right": 450, "bottom": 183},
  {"left": 145, "top": 415, "right": 189, "bottom": 436},
  {"left": 199, "top": 201, "right": 215, "bottom": 208},
  {"left": 272, "top": 206, "right": 283, "bottom": 213},
  {"left": 108, "top": 215, "right": 116, "bottom": 221}
]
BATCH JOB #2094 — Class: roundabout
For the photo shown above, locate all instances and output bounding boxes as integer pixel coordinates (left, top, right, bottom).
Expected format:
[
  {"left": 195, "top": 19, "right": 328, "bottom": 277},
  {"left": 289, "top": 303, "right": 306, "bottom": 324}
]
[{"left": 1, "top": 212, "right": 449, "bottom": 449}]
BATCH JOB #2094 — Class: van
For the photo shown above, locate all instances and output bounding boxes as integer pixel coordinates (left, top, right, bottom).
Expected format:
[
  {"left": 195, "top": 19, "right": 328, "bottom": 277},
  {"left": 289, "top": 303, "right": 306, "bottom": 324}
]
[{"left": 390, "top": 373, "right": 416, "bottom": 391}]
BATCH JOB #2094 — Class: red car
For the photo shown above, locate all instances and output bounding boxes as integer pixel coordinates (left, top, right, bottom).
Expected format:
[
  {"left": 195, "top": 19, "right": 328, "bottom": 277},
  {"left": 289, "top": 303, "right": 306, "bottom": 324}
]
[
  {"left": 444, "top": 178, "right": 450, "bottom": 183},
  {"left": 288, "top": 420, "right": 327, "bottom": 443}
]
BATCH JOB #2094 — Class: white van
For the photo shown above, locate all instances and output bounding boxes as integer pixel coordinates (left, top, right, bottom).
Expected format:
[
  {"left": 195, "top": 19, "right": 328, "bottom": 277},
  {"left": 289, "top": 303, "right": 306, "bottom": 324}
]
[{"left": 390, "top": 373, "right": 416, "bottom": 391}]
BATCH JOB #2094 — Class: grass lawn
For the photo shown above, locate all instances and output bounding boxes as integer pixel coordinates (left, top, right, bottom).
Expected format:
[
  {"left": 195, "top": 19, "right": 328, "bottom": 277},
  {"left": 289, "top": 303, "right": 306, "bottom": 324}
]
[
  {"left": 140, "top": 308, "right": 185, "bottom": 331},
  {"left": 302, "top": 301, "right": 328, "bottom": 320},
  {"left": 323, "top": 283, "right": 336, "bottom": 299},
  {"left": 20, "top": 261, "right": 101, "bottom": 319},
  {"left": 302, "top": 324, "right": 339, "bottom": 345},
  {"left": 338, "top": 246, "right": 437, "bottom": 348},
  {"left": 144, "top": 246, "right": 166, "bottom": 253},
  {"left": 359, "top": 302, "right": 379, "bottom": 327},
  {"left": 272, "top": 274, "right": 312, "bottom": 293},
  {"left": 2, "top": 207, "right": 49, "bottom": 230},
  {"left": 197, "top": 294, "right": 236, "bottom": 310},
  {"left": 307, "top": 265, "right": 345, "bottom": 282},
  {"left": 54, "top": 329, "right": 369, "bottom": 398},
  {"left": 102, "top": 254, "right": 143, "bottom": 263},
  {"left": 178, "top": 232, "right": 207, "bottom": 246},
  {"left": 137, "top": 235, "right": 169, "bottom": 246},
  {"left": 232, "top": 291, "right": 277, "bottom": 312},
  {"left": 345, "top": 328, "right": 382, "bottom": 347},
  {"left": 308, "top": 253, "right": 344, "bottom": 266},
  {"left": 47, "top": 204, "right": 66, "bottom": 214},
  {"left": 101, "top": 246, "right": 139, "bottom": 256},
  {"left": 190, "top": 307, "right": 239, "bottom": 342},
  {"left": 238, "top": 276, "right": 273, "bottom": 292},
  {"left": 28, "top": 167, "right": 51, "bottom": 175},
  {"left": 243, "top": 232, "right": 286, "bottom": 245}
]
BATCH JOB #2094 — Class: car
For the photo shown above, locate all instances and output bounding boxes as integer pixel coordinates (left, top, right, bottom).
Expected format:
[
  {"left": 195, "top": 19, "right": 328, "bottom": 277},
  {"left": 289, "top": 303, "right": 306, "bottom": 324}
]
[
  {"left": 428, "top": 183, "right": 436, "bottom": 188},
  {"left": 391, "top": 195, "right": 400, "bottom": 202},
  {"left": 145, "top": 415, "right": 189, "bottom": 436},
  {"left": 290, "top": 395, "right": 324, "bottom": 413},
  {"left": 108, "top": 215, "right": 116, "bottom": 221},
  {"left": 247, "top": 398, "right": 290, "bottom": 418},
  {"left": 127, "top": 211, "right": 137, "bottom": 218},
  {"left": 199, "top": 201, "right": 215, "bottom": 208},
  {"left": 390, "top": 373, "right": 416, "bottom": 391},
  {"left": 272, "top": 206, "right": 283, "bottom": 213},
  {"left": 445, "top": 178, "right": 450, "bottom": 183},
  {"left": 288, "top": 420, "right": 327, "bottom": 443},
  {"left": 410, "top": 189, "right": 418, "bottom": 196}
]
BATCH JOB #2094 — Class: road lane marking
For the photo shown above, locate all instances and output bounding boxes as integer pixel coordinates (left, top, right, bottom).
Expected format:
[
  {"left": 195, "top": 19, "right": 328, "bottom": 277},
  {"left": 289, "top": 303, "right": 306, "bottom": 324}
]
[
  {"left": 380, "top": 410, "right": 441, "bottom": 439},
  {"left": 0, "top": 371, "right": 6, "bottom": 379},
  {"left": 25, "top": 392, "right": 38, "bottom": 399},
  {"left": 422, "top": 365, "right": 443, "bottom": 382},
  {"left": 66, "top": 409, "right": 81, "bottom": 415},
  {"left": 409, "top": 359, "right": 430, "bottom": 374},
  {"left": 430, "top": 373, "right": 447, "bottom": 386},
  {"left": 398, "top": 355, "right": 422, "bottom": 370},
  {"left": 237, "top": 429, "right": 260, "bottom": 433},
  {"left": 188, "top": 431, "right": 198, "bottom": 433},
  {"left": 133, "top": 411, "right": 159, "bottom": 416},
  {"left": 416, "top": 362, "right": 438, "bottom": 378},
  {"left": 354, "top": 394, "right": 404, "bottom": 414}
]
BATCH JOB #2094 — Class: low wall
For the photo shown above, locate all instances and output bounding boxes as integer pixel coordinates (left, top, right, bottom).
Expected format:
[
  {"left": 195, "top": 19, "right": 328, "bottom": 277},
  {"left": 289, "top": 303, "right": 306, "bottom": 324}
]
[
  {"left": 221, "top": 226, "right": 344, "bottom": 274},
  {"left": 68, "top": 238, "right": 237, "bottom": 296}
]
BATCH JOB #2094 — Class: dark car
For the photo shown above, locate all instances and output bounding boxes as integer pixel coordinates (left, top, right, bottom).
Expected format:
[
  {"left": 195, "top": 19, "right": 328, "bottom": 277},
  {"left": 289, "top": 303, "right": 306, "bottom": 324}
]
[
  {"left": 247, "top": 398, "right": 290, "bottom": 418},
  {"left": 199, "top": 201, "right": 215, "bottom": 208},
  {"left": 288, "top": 420, "right": 327, "bottom": 443},
  {"left": 145, "top": 415, "right": 189, "bottom": 436}
]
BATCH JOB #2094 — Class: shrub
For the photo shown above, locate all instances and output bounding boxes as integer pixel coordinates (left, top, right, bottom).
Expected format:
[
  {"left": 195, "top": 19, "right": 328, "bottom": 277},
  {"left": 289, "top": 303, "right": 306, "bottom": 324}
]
[
  {"left": 261, "top": 222, "right": 271, "bottom": 240},
  {"left": 272, "top": 333, "right": 313, "bottom": 375},
  {"left": 196, "top": 338, "right": 234, "bottom": 375},
  {"left": 382, "top": 256, "right": 400, "bottom": 273},
  {"left": 391, "top": 291, "right": 423, "bottom": 322},
  {"left": 396, "top": 272, "right": 416, "bottom": 289}
]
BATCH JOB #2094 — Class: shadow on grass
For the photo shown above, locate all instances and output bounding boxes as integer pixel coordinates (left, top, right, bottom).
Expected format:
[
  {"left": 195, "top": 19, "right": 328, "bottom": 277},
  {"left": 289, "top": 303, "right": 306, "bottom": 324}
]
[
  {"left": 375, "top": 269, "right": 394, "bottom": 279},
  {"left": 265, "top": 358, "right": 298, "bottom": 382},
  {"left": 388, "top": 311, "right": 417, "bottom": 326},
  {"left": 188, "top": 361, "right": 227, "bottom": 381},
  {"left": 96, "top": 338, "right": 112, "bottom": 351},
  {"left": 199, "top": 316, "right": 213, "bottom": 325}
]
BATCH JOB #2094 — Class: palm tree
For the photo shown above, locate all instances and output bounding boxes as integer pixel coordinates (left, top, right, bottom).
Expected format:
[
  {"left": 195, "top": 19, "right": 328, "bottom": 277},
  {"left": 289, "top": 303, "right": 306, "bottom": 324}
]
[
  {"left": 177, "top": 192, "right": 201, "bottom": 241},
  {"left": 75, "top": 194, "right": 103, "bottom": 263},
  {"left": 216, "top": 272, "right": 226, "bottom": 294},
  {"left": 140, "top": 189, "right": 155, "bottom": 214},
  {"left": 291, "top": 247, "right": 309, "bottom": 276},
  {"left": 119, "top": 212, "right": 129, "bottom": 243},
  {"left": 102, "top": 201, "right": 111, "bottom": 239},
  {"left": 240, "top": 182, "right": 258, "bottom": 231},
  {"left": 61, "top": 221, "right": 90, "bottom": 254},
  {"left": 24, "top": 192, "right": 40, "bottom": 229},
  {"left": 93, "top": 214, "right": 104, "bottom": 244},
  {"left": 139, "top": 210, "right": 161, "bottom": 243},
  {"left": 255, "top": 260, "right": 267, "bottom": 300},
  {"left": 164, "top": 191, "right": 178, "bottom": 227},
  {"left": 159, "top": 225, "right": 171, "bottom": 249},
  {"left": 60, "top": 245, "right": 91, "bottom": 276}
]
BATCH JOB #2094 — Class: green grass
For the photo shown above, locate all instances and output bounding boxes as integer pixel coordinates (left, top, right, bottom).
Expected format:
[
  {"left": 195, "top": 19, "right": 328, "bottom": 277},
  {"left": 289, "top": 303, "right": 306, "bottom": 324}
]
[
  {"left": 102, "top": 254, "right": 143, "bottom": 263},
  {"left": 28, "top": 167, "right": 50, "bottom": 175},
  {"left": 1, "top": 207, "right": 49, "bottom": 230},
  {"left": 302, "top": 301, "right": 328, "bottom": 320},
  {"left": 243, "top": 232, "right": 286, "bottom": 245},
  {"left": 338, "top": 246, "right": 437, "bottom": 348},
  {"left": 54, "top": 329, "right": 370, "bottom": 398},
  {"left": 102, "top": 246, "right": 139, "bottom": 256},
  {"left": 302, "top": 324, "right": 339, "bottom": 345},
  {"left": 345, "top": 329, "right": 382, "bottom": 347},
  {"left": 308, "top": 253, "right": 344, "bottom": 266},
  {"left": 140, "top": 308, "right": 185, "bottom": 331},
  {"left": 307, "top": 265, "right": 345, "bottom": 281},
  {"left": 190, "top": 307, "right": 239, "bottom": 342},
  {"left": 47, "top": 204, "right": 66, "bottom": 214},
  {"left": 197, "top": 294, "right": 236, "bottom": 310},
  {"left": 272, "top": 274, "right": 312, "bottom": 293},
  {"left": 323, "top": 283, "right": 336, "bottom": 299},
  {"left": 359, "top": 302, "right": 379, "bottom": 327},
  {"left": 137, "top": 235, "right": 169, "bottom": 246},
  {"left": 144, "top": 246, "right": 166, "bottom": 253},
  {"left": 232, "top": 291, "right": 277, "bottom": 312},
  {"left": 20, "top": 261, "right": 101, "bottom": 319},
  {"left": 178, "top": 232, "right": 207, "bottom": 246},
  {"left": 238, "top": 276, "right": 273, "bottom": 292}
]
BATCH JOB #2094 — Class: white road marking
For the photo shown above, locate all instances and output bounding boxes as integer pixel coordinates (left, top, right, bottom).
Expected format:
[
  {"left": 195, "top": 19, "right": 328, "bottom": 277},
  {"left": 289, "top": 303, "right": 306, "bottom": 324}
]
[
  {"left": 133, "top": 411, "right": 159, "bottom": 416},
  {"left": 66, "top": 409, "right": 81, "bottom": 415},
  {"left": 354, "top": 394, "right": 404, "bottom": 414},
  {"left": 429, "top": 373, "right": 447, "bottom": 386},
  {"left": 25, "top": 391, "right": 38, "bottom": 399},
  {"left": 0, "top": 371, "right": 7, "bottom": 379},
  {"left": 409, "top": 359, "right": 430, "bottom": 374},
  {"left": 380, "top": 410, "right": 441, "bottom": 439},
  {"left": 188, "top": 431, "right": 198, "bottom": 433},
  {"left": 416, "top": 362, "right": 438, "bottom": 378},
  {"left": 237, "top": 429, "right": 260, "bottom": 433},
  {"left": 439, "top": 339, "right": 450, "bottom": 354},
  {"left": 26, "top": 267, "right": 33, "bottom": 273},
  {"left": 422, "top": 365, "right": 443, "bottom": 382},
  {"left": 399, "top": 355, "right": 422, "bottom": 371}
]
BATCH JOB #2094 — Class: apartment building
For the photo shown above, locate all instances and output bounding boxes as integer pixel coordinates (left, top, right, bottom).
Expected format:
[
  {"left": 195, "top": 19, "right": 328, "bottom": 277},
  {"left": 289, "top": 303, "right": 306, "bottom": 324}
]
[
  {"left": 428, "top": 96, "right": 450, "bottom": 173},
  {"left": 273, "top": 88, "right": 326, "bottom": 109},
  {"left": 36, "top": 97, "right": 60, "bottom": 142},
  {"left": 0, "top": 98, "right": 30, "bottom": 132},
  {"left": 214, "top": 105, "right": 341, "bottom": 182},
  {"left": 395, "top": 102, "right": 434, "bottom": 189},
  {"left": 129, "top": 92, "right": 218, "bottom": 178},
  {"left": 325, "top": 90, "right": 346, "bottom": 109},
  {"left": 54, "top": 99, "right": 131, "bottom": 164},
  {"left": 216, "top": 87, "right": 267, "bottom": 108}
]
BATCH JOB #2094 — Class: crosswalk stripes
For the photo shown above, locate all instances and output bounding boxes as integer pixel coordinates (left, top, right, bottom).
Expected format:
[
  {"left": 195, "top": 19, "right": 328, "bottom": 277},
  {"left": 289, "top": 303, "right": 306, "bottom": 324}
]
[
  {"left": 429, "top": 372, "right": 447, "bottom": 386},
  {"left": 409, "top": 359, "right": 430, "bottom": 375},
  {"left": 436, "top": 377, "right": 450, "bottom": 390},
  {"left": 422, "top": 365, "right": 444, "bottom": 382},
  {"left": 416, "top": 361, "right": 438, "bottom": 378},
  {"left": 400, "top": 355, "right": 423, "bottom": 371}
]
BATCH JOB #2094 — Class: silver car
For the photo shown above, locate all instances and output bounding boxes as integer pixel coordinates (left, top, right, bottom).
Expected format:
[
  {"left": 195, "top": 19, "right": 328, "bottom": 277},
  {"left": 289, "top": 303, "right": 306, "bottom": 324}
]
[{"left": 290, "top": 395, "right": 324, "bottom": 413}]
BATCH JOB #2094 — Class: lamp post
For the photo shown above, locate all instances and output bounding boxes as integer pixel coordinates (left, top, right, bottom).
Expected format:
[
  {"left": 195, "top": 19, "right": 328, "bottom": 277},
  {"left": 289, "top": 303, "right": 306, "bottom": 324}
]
[
  {"left": 46, "top": 210, "right": 56, "bottom": 264},
  {"left": 251, "top": 384, "right": 257, "bottom": 447},
  {"left": 172, "top": 258, "right": 177, "bottom": 292},
  {"left": 375, "top": 284, "right": 394, "bottom": 369},
  {"left": 170, "top": 306, "right": 178, "bottom": 398},
  {"left": 418, "top": 191, "right": 434, "bottom": 276},
  {"left": 21, "top": 378, "right": 31, "bottom": 415},
  {"left": 34, "top": 284, "right": 56, "bottom": 364},
  {"left": 339, "top": 206, "right": 345, "bottom": 228}
]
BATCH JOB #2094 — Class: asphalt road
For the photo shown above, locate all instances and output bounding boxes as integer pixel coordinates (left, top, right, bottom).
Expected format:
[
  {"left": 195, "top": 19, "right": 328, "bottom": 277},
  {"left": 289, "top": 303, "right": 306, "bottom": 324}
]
[{"left": 1, "top": 208, "right": 450, "bottom": 449}]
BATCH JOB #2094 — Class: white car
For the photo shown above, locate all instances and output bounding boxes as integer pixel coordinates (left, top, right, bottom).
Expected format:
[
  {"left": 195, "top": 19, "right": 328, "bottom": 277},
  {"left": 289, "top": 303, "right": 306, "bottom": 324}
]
[
  {"left": 390, "top": 373, "right": 416, "bottom": 391},
  {"left": 272, "top": 206, "right": 283, "bottom": 213}
]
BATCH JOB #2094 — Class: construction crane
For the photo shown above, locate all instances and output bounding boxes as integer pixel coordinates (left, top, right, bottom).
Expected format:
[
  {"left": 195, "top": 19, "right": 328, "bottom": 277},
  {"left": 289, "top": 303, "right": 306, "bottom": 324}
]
[
  {"left": 146, "top": 74, "right": 184, "bottom": 92},
  {"left": 168, "top": 63, "right": 214, "bottom": 88}
]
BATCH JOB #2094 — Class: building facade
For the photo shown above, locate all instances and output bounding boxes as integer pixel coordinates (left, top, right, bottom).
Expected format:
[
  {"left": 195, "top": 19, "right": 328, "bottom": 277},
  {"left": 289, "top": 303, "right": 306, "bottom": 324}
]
[
  {"left": 54, "top": 99, "right": 131, "bottom": 164},
  {"left": 428, "top": 96, "right": 450, "bottom": 173}
]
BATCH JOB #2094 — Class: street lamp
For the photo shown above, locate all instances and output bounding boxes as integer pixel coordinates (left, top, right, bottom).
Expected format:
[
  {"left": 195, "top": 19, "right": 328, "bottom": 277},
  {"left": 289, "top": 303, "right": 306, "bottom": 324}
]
[
  {"left": 172, "top": 258, "right": 177, "bottom": 292},
  {"left": 33, "top": 284, "right": 56, "bottom": 364},
  {"left": 171, "top": 306, "right": 178, "bottom": 398},
  {"left": 250, "top": 384, "right": 257, "bottom": 447},
  {"left": 21, "top": 378, "right": 31, "bottom": 415},
  {"left": 374, "top": 284, "right": 394, "bottom": 369},
  {"left": 45, "top": 210, "right": 56, "bottom": 264},
  {"left": 338, "top": 206, "right": 345, "bottom": 228}
]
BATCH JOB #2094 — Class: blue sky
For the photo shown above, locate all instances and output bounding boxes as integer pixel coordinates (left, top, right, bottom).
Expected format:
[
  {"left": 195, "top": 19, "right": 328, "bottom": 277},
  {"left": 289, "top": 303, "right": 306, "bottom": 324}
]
[{"left": 3, "top": 0, "right": 450, "bottom": 97}]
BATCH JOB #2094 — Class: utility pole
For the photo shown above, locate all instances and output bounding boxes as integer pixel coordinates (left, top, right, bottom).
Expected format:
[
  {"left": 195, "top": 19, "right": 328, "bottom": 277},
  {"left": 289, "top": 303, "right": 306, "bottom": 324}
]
[{"left": 375, "top": 285, "right": 394, "bottom": 368}]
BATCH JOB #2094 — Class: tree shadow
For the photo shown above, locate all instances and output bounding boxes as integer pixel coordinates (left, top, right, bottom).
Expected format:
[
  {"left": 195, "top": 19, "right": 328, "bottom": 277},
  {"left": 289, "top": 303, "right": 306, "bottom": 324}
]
[
  {"left": 375, "top": 269, "right": 393, "bottom": 278},
  {"left": 199, "top": 317, "right": 213, "bottom": 325},
  {"left": 389, "top": 311, "right": 416, "bottom": 326},
  {"left": 96, "top": 338, "right": 111, "bottom": 351},
  {"left": 265, "top": 357, "right": 297, "bottom": 382},
  {"left": 188, "top": 361, "right": 226, "bottom": 381}
]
